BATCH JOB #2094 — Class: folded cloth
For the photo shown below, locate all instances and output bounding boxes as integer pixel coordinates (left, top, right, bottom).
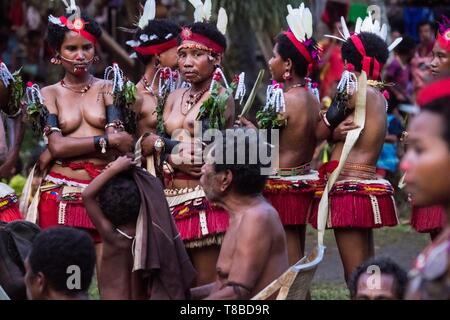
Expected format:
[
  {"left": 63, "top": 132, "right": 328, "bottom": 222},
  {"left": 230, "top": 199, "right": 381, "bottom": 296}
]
[{"left": 132, "top": 167, "right": 197, "bottom": 300}]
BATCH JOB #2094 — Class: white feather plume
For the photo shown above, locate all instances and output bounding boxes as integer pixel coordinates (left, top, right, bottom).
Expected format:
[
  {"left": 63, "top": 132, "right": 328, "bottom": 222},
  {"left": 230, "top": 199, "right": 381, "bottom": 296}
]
[
  {"left": 189, "top": 0, "right": 212, "bottom": 22},
  {"left": 216, "top": 7, "right": 228, "bottom": 35},
  {"left": 286, "top": 3, "right": 313, "bottom": 42},
  {"left": 355, "top": 17, "right": 362, "bottom": 34},
  {"left": 138, "top": 0, "right": 156, "bottom": 30},
  {"left": 48, "top": 15, "right": 65, "bottom": 27},
  {"left": 388, "top": 37, "right": 403, "bottom": 52},
  {"left": 341, "top": 16, "right": 350, "bottom": 39}
]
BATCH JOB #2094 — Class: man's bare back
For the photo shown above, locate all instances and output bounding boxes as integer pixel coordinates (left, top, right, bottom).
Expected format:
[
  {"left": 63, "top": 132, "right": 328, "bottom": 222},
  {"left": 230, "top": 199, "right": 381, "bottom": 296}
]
[{"left": 207, "top": 197, "right": 288, "bottom": 299}]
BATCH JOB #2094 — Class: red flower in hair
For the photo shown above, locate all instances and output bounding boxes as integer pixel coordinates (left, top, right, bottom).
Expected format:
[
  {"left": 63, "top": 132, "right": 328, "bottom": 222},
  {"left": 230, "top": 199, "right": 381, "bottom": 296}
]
[{"left": 181, "top": 27, "right": 193, "bottom": 40}]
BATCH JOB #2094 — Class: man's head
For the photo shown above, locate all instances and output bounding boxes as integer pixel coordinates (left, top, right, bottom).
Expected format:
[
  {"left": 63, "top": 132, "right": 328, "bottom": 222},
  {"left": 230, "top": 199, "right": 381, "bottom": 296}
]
[
  {"left": 430, "top": 17, "right": 450, "bottom": 76},
  {"left": 200, "top": 129, "right": 270, "bottom": 203},
  {"left": 133, "top": 19, "right": 181, "bottom": 68},
  {"left": 98, "top": 172, "right": 141, "bottom": 227},
  {"left": 349, "top": 257, "right": 408, "bottom": 300},
  {"left": 341, "top": 32, "right": 389, "bottom": 78},
  {"left": 394, "top": 35, "right": 416, "bottom": 64},
  {"left": 418, "top": 21, "right": 435, "bottom": 44},
  {"left": 401, "top": 77, "right": 450, "bottom": 208},
  {"left": 24, "top": 227, "right": 95, "bottom": 300}
]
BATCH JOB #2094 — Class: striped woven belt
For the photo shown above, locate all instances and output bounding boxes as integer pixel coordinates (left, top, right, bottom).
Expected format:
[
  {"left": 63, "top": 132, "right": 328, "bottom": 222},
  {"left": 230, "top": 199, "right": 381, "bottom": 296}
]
[{"left": 275, "top": 162, "right": 311, "bottom": 177}]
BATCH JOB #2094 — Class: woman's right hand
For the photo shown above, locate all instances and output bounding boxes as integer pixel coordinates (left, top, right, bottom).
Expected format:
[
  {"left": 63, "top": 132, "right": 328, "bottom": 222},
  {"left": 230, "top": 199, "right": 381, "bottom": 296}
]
[
  {"left": 332, "top": 119, "right": 359, "bottom": 142},
  {"left": 235, "top": 116, "right": 257, "bottom": 129},
  {"left": 108, "top": 132, "right": 134, "bottom": 154},
  {"left": 168, "top": 141, "right": 203, "bottom": 178}
]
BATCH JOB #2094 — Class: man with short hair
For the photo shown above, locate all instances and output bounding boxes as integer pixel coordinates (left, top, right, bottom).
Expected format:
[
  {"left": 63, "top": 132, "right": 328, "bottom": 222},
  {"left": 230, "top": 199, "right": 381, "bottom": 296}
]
[
  {"left": 191, "top": 129, "right": 288, "bottom": 300},
  {"left": 349, "top": 257, "right": 408, "bottom": 300},
  {"left": 24, "top": 227, "right": 95, "bottom": 300}
]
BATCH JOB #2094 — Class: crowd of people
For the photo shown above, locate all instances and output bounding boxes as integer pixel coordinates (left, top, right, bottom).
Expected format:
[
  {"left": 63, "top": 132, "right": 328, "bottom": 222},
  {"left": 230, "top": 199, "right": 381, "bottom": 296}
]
[{"left": 0, "top": 0, "right": 449, "bottom": 301}]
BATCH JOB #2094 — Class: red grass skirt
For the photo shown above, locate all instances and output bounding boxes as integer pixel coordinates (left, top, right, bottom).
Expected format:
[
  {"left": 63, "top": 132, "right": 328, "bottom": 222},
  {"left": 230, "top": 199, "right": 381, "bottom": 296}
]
[
  {"left": 410, "top": 205, "right": 446, "bottom": 233},
  {"left": 309, "top": 179, "right": 399, "bottom": 229},
  {"left": 38, "top": 172, "right": 101, "bottom": 243},
  {"left": 263, "top": 175, "right": 317, "bottom": 226},
  {"left": 0, "top": 194, "right": 22, "bottom": 222},
  {"left": 167, "top": 187, "right": 229, "bottom": 248},
  {"left": 0, "top": 183, "right": 22, "bottom": 222}
]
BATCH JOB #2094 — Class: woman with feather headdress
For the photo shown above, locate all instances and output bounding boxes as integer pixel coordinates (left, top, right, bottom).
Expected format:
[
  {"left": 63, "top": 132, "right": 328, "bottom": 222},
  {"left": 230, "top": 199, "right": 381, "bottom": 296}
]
[
  {"left": 310, "top": 9, "right": 402, "bottom": 284},
  {"left": 239, "top": 3, "right": 322, "bottom": 267},
  {"left": 23, "top": 0, "right": 134, "bottom": 266},
  {"left": 162, "top": 0, "right": 236, "bottom": 287}
]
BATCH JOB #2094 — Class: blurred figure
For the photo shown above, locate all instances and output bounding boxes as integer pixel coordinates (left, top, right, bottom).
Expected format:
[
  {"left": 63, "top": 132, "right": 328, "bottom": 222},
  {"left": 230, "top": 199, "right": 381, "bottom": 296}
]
[
  {"left": 411, "top": 21, "right": 435, "bottom": 94},
  {"left": 384, "top": 36, "right": 416, "bottom": 107},
  {"left": 402, "top": 78, "right": 450, "bottom": 299}
]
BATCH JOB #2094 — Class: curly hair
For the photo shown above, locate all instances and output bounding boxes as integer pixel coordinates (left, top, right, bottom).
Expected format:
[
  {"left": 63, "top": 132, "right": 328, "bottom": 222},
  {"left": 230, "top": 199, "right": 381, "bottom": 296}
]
[
  {"left": 98, "top": 172, "right": 141, "bottom": 227},
  {"left": 47, "top": 13, "right": 102, "bottom": 51},
  {"left": 275, "top": 33, "right": 319, "bottom": 78},
  {"left": 341, "top": 32, "right": 389, "bottom": 73},
  {"left": 134, "top": 19, "right": 181, "bottom": 65},
  {"left": 184, "top": 21, "right": 227, "bottom": 54},
  {"left": 348, "top": 256, "right": 408, "bottom": 299},
  {"left": 28, "top": 227, "right": 95, "bottom": 295}
]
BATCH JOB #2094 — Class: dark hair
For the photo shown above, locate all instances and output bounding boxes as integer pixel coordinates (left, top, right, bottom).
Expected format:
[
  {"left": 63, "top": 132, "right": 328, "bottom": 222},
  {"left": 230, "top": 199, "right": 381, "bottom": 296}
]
[
  {"left": 348, "top": 257, "right": 408, "bottom": 299},
  {"left": 417, "top": 20, "right": 434, "bottom": 33},
  {"left": 134, "top": 19, "right": 181, "bottom": 65},
  {"left": 341, "top": 32, "right": 389, "bottom": 73},
  {"left": 47, "top": 13, "right": 102, "bottom": 51},
  {"left": 185, "top": 21, "right": 227, "bottom": 54},
  {"left": 275, "top": 33, "right": 319, "bottom": 78},
  {"left": 98, "top": 172, "right": 141, "bottom": 227},
  {"left": 28, "top": 227, "right": 95, "bottom": 295},
  {"left": 213, "top": 129, "right": 270, "bottom": 196},
  {"left": 423, "top": 97, "right": 450, "bottom": 149},
  {"left": 394, "top": 35, "right": 416, "bottom": 56}
]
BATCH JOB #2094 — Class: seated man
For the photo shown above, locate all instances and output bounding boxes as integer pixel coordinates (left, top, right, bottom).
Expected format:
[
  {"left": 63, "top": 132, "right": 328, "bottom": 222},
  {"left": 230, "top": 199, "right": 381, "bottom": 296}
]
[
  {"left": 191, "top": 129, "right": 289, "bottom": 300},
  {"left": 349, "top": 256, "right": 408, "bottom": 300},
  {"left": 24, "top": 227, "right": 95, "bottom": 300}
]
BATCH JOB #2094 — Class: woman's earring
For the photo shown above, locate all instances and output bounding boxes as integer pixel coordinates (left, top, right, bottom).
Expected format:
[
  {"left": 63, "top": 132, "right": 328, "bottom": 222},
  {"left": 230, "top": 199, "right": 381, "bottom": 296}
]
[
  {"left": 93, "top": 55, "right": 100, "bottom": 64},
  {"left": 283, "top": 70, "right": 292, "bottom": 80},
  {"left": 51, "top": 55, "right": 61, "bottom": 65}
]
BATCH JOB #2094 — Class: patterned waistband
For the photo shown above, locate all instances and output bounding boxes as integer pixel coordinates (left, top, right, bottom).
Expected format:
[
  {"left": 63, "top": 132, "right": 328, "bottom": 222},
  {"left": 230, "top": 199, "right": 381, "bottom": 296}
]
[
  {"left": 54, "top": 160, "right": 105, "bottom": 179},
  {"left": 275, "top": 163, "right": 311, "bottom": 177},
  {"left": 340, "top": 162, "right": 377, "bottom": 180},
  {"left": 164, "top": 185, "right": 206, "bottom": 208},
  {"left": 330, "top": 179, "right": 394, "bottom": 195},
  {"left": 44, "top": 171, "right": 91, "bottom": 189}
]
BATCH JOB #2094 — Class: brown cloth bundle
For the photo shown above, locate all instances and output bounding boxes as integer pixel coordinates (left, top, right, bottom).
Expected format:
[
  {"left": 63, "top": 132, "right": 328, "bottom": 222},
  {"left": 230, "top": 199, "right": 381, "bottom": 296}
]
[{"left": 132, "top": 167, "right": 197, "bottom": 300}]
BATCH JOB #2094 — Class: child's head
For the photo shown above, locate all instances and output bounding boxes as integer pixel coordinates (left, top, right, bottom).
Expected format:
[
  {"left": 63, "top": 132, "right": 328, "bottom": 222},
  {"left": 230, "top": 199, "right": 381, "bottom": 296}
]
[{"left": 98, "top": 172, "right": 141, "bottom": 227}]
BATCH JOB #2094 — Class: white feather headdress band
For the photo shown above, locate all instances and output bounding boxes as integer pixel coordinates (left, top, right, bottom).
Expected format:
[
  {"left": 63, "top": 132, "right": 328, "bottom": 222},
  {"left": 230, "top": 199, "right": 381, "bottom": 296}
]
[
  {"left": 137, "top": 0, "right": 156, "bottom": 30},
  {"left": 286, "top": 3, "right": 313, "bottom": 43},
  {"left": 325, "top": 9, "right": 402, "bottom": 52},
  {"left": 188, "top": 0, "right": 228, "bottom": 35}
]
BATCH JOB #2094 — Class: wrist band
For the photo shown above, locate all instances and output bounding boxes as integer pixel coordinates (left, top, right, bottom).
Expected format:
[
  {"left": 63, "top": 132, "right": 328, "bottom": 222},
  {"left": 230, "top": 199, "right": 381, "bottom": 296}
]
[{"left": 94, "top": 135, "right": 109, "bottom": 154}]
